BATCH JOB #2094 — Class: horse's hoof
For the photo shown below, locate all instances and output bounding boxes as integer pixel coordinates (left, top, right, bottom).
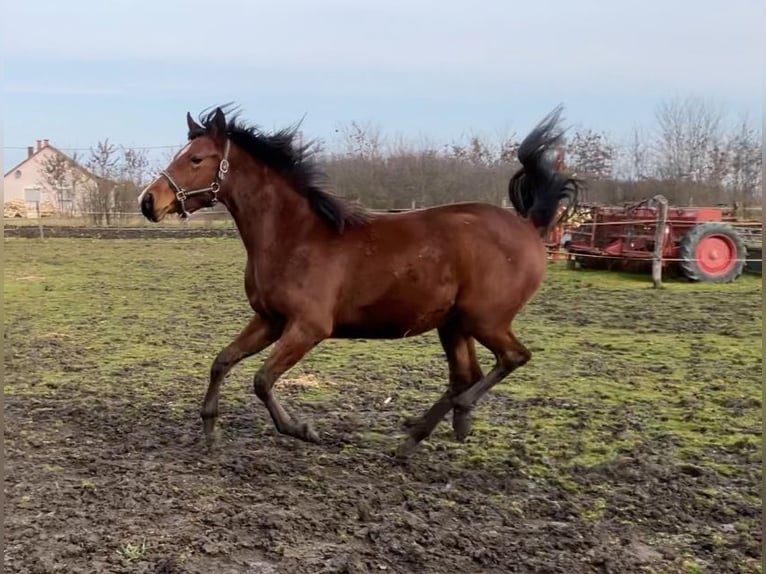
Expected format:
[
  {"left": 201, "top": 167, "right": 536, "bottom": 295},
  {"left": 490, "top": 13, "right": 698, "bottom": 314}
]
[
  {"left": 453, "top": 429, "right": 471, "bottom": 443},
  {"left": 202, "top": 424, "right": 220, "bottom": 448},
  {"left": 202, "top": 416, "right": 219, "bottom": 442},
  {"left": 394, "top": 437, "right": 420, "bottom": 459},
  {"left": 453, "top": 427, "right": 471, "bottom": 442},
  {"left": 200, "top": 436, "right": 217, "bottom": 456},
  {"left": 452, "top": 410, "right": 473, "bottom": 443},
  {"left": 299, "top": 421, "right": 321, "bottom": 444},
  {"left": 402, "top": 415, "right": 421, "bottom": 430}
]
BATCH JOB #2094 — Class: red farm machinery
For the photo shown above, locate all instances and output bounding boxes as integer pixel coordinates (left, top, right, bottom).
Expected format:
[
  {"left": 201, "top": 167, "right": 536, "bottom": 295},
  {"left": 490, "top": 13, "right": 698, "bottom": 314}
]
[{"left": 560, "top": 197, "right": 760, "bottom": 283}]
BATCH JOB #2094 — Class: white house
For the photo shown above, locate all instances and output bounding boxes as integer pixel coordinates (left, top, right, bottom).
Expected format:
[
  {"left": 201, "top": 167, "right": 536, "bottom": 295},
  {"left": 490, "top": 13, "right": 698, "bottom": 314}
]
[{"left": 3, "top": 139, "right": 100, "bottom": 217}]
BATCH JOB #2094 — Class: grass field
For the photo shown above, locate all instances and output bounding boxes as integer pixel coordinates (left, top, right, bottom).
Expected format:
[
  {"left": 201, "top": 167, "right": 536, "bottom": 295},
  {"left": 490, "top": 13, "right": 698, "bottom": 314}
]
[{"left": 4, "top": 236, "right": 762, "bottom": 574}]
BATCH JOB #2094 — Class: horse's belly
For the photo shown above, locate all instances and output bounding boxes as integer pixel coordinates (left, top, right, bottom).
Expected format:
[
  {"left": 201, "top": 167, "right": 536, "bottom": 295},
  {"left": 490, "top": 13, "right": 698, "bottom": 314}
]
[
  {"left": 332, "top": 292, "right": 457, "bottom": 339},
  {"left": 333, "top": 245, "right": 460, "bottom": 339},
  {"left": 331, "top": 323, "right": 417, "bottom": 339},
  {"left": 331, "top": 314, "right": 451, "bottom": 339}
]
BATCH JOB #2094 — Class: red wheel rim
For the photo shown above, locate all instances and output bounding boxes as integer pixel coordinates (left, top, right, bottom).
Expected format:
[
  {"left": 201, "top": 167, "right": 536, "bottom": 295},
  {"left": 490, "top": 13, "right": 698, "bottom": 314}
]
[{"left": 695, "top": 235, "right": 737, "bottom": 276}]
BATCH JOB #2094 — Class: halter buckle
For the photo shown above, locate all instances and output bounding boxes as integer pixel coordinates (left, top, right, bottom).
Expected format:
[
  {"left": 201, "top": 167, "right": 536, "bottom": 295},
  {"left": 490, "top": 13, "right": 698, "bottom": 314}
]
[{"left": 209, "top": 182, "right": 220, "bottom": 206}]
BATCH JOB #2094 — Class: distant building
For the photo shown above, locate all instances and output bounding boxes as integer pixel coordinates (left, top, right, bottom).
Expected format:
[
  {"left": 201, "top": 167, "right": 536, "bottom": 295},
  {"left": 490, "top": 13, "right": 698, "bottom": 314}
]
[{"left": 3, "top": 139, "right": 101, "bottom": 217}]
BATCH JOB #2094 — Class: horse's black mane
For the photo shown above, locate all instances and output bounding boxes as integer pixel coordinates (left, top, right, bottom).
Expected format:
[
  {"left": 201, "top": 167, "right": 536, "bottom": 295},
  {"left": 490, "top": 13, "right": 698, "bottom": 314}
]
[{"left": 193, "top": 105, "right": 369, "bottom": 233}]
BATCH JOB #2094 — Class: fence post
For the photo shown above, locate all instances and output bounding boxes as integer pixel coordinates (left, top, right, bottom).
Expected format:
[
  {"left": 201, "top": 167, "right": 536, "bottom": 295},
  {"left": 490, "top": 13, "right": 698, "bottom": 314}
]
[
  {"left": 37, "top": 201, "right": 44, "bottom": 240},
  {"left": 652, "top": 194, "right": 668, "bottom": 288}
]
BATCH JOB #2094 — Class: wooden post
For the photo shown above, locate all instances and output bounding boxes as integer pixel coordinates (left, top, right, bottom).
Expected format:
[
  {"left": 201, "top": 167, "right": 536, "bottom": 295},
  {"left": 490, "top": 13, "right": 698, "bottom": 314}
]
[
  {"left": 37, "top": 201, "right": 44, "bottom": 240},
  {"left": 652, "top": 194, "right": 668, "bottom": 288}
]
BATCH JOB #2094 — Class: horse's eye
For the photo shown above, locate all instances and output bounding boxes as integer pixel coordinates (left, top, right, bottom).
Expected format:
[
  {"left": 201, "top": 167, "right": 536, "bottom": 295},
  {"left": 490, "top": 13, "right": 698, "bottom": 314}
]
[{"left": 190, "top": 156, "right": 203, "bottom": 165}]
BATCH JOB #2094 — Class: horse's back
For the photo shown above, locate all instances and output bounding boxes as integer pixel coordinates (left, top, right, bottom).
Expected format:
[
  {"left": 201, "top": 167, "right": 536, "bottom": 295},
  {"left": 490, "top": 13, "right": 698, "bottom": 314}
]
[
  {"left": 330, "top": 201, "right": 546, "bottom": 336},
  {"left": 370, "top": 201, "right": 543, "bottom": 263}
]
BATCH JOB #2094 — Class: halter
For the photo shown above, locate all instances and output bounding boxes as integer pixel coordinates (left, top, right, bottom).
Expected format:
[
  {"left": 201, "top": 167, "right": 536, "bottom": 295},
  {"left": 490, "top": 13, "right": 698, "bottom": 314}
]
[{"left": 159, "top": 139, "right": 231, "bottom": 218}]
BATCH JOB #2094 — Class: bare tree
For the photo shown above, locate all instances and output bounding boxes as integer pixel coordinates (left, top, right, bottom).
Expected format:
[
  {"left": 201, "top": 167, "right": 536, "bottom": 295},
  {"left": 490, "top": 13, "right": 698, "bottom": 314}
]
[
  {"left": 652, "top": 96, "right": 725, "bottom": 198},
  {"left": 38, "top": 151, "right": 85, "bottom": 215},
  {"left": 498, "top": 135, "right": 521, "bottom": 165},
  {"left": 567, "top": 128, "right": 615, "bottom": 179},
  {"left": 614, "top": 125, "right": 651, "bottom": 182},
  {"left": 112, "top": 147, "right": 151, "bottom": 216},
  {"left": 82, "top": 140, "right": 119, "bottom": 224},
  {"left": 337, "top": 120, "right": 383, "bottom": 160},
  {"left": 725, "top": 115, "right": 762, "bottom": 211},
  {"left": 122, "top": 147, "right": 150, "bottom": 188},
  {"left": 253, "top": 102, "right": 766, "bottom": 211},
  {"left": 449, "top": 135, "right": 495, "bottom": 167}
]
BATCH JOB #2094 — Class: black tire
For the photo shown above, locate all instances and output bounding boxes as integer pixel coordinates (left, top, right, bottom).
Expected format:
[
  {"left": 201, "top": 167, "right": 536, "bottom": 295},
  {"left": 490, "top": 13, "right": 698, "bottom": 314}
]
[{"left": 679, "top": 222, "right": 746, "bottom": 283}]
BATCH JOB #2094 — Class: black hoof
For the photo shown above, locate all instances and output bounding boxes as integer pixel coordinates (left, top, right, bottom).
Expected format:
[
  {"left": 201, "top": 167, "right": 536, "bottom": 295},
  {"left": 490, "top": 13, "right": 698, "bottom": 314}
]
[
  {"left": 394, "top": 437, "right": 420, "bottom": 459},
  {"left": 402, "top": 415, "right": 421, "bottom": 430},
  {"left": 452, "top": 409, "right": 473, "bottom": 443},
  {"left": 297, "top": 421, "right": 320, "bottom": 444},
  {"left": 202, "top": 417, "right": 220, "bottom": 447}
]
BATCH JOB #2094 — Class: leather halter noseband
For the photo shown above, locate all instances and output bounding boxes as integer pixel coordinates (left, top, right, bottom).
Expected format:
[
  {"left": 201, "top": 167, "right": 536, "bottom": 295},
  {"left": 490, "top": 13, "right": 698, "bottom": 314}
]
[{"left": 160, "top": 139, "right": 231, "bottom": 218}]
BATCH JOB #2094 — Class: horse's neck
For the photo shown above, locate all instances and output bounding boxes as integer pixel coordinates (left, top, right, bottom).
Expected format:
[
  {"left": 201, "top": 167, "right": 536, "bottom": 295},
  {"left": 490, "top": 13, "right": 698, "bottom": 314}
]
[{"left": 224, "top": 175, "right": 315, "bottom": 262}]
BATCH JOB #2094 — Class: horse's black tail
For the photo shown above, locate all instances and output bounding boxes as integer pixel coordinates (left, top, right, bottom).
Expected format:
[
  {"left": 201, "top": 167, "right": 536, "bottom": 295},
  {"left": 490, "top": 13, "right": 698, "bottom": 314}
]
[{"left": 508, "top": 105, "right": 582, "bottom": 235}]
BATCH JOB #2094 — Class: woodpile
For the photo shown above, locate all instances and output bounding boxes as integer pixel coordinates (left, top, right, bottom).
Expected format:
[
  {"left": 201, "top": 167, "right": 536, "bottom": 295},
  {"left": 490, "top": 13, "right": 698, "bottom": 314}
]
[
  {"left": 4, "top": 200, "right": 27, "bottom": 218},
  {"left": 3, "top": 200, "right": 58, "bottom": 218}
]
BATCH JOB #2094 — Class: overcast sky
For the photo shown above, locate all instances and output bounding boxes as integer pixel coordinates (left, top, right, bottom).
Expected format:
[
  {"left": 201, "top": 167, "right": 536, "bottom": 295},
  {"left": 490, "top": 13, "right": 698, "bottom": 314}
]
[{"left": 3, "top": 0, "right": 763, "bottom": 170}]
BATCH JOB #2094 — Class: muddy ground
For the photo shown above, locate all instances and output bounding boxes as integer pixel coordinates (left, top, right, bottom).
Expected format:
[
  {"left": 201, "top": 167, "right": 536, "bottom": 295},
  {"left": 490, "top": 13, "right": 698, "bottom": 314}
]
[
  {"left": 4, "top": 235, "right": 762, "bottom": 573},
  {"left": 3, "top": 223, "right": 238, "bottom": 240}
]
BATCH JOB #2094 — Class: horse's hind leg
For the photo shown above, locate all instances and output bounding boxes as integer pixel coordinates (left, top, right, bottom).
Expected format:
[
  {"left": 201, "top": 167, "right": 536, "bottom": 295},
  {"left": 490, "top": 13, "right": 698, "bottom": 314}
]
[
  {"left": 448, "top": 335, "right": 484, "bottom": 442},
  {"left": 453, "top": 328, "right": 531, "bottom": 410},
  {"left": 403, "top": 326, "right": 484, "bottom": 441},
  {"left": 396, "top": 325, "right": 481, "bottom": 456},
  {"left": 396, "top": 325, "right": 530, "bottom": 458},
  {"left": 201, "top": 314, "right": 278, "bottom": 445}
]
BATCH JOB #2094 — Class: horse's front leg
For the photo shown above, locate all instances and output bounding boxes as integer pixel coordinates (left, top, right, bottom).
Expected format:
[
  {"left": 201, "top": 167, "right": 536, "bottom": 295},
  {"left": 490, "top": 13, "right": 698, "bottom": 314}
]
[
  {"left": 252, "top": 319, "right": 330, "bottom": 444},
  {"left": 201, "top": 314, "right": 279, "bottom": 445}
]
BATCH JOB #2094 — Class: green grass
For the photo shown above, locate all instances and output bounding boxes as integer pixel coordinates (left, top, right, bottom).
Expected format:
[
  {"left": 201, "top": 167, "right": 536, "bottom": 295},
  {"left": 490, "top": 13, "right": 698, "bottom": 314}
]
[{"left": 4, "top": 237, "right": 762, "bottom": 480}]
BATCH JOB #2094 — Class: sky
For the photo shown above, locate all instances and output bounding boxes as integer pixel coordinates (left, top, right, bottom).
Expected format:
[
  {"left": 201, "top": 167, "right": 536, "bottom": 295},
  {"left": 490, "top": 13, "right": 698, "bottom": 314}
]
[{"left": 3, "top": 0, "right": 764, "bottom": 171}]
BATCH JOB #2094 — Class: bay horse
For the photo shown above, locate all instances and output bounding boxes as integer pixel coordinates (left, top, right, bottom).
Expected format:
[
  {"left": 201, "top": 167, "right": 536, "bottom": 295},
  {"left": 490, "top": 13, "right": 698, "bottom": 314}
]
[{"left": 138, "top": 105, "right": 581, "bottom": 458}]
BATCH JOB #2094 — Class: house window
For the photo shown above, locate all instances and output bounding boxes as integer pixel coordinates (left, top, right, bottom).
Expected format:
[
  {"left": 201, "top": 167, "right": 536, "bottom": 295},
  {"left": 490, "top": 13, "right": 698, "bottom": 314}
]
[
  {"left": 14, "top": 170, "right": 21, "bottom": 179},
  {"left": 24, "top": 187, "right": 41, "bottom": 203}
]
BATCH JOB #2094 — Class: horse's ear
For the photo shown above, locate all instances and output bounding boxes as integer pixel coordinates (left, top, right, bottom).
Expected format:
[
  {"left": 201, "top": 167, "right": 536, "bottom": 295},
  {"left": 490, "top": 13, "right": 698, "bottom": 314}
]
[
  {"left": 210, "top": 107, "right": 227, "bottom": 140},
  {"left": 186, "top": 112, "right": 203, "bottom": 138}
]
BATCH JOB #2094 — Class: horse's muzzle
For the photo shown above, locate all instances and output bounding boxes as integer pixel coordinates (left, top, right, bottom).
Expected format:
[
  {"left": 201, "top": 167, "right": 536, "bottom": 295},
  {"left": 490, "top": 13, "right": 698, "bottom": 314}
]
[{"left": 140, "top": 192, "right": 157, "bottom": 222}]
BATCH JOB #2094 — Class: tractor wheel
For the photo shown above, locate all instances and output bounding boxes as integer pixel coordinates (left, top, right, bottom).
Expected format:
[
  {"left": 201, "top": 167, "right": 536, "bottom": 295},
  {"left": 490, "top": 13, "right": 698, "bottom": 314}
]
[{"left": 679, "top": 222, "right": 746, "bottom": 283}]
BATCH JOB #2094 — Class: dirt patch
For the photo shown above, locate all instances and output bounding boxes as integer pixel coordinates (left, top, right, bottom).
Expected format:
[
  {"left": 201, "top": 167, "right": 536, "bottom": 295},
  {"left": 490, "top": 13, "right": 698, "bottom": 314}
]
[{"left": 5, "top": 393, "right": 760, "bottom": 574}]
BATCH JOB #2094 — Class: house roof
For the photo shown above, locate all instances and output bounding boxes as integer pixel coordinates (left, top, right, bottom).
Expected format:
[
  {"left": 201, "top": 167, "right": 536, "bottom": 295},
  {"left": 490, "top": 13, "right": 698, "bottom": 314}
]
[{"left": 3, "top": 143, "right": 100, "bottom": 181}]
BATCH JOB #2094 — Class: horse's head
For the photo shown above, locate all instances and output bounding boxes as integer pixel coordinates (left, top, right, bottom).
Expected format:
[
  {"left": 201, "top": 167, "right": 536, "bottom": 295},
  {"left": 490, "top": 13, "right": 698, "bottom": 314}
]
[{"left": 138, "top": 107, "right": 230, "bottom": 221}]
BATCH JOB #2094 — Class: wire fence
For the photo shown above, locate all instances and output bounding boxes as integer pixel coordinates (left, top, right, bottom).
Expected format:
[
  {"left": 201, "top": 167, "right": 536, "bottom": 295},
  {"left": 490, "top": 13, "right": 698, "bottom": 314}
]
[
  {"left": 5, "top": 210, "right": 762, "bottom": 263},
  {"left": 4, "top": 205, "right": 763, "bottom": 227},
  {"left": 560, "top": 251, "right": 762, "bottom": 263}
]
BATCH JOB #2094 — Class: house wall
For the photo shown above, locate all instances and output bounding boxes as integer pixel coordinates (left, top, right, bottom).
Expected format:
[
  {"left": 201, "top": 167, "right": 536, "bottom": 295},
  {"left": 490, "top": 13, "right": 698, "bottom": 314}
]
[{"left": 3, "top": 142, "right": 95, "bottom": 215}]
